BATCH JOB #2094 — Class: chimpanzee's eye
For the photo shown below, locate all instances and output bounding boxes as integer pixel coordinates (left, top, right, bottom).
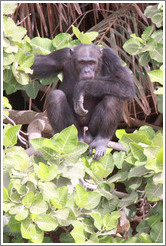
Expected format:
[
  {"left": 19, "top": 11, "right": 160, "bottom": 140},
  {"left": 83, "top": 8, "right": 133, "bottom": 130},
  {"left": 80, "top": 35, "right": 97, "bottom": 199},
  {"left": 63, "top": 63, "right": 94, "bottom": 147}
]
[
  {"left": 79, "top": 60, "right": 85, "bottom": 65},
  {"left": 89, "top": 61, "right": 95, "bottom": 66}
]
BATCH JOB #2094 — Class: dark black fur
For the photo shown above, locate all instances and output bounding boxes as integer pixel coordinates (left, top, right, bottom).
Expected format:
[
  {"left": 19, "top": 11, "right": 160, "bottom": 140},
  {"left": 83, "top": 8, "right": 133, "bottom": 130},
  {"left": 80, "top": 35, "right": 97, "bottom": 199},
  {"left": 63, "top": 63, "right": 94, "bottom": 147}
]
[{"left": 32, "top": 44, "right": 135, "bottom": 160}]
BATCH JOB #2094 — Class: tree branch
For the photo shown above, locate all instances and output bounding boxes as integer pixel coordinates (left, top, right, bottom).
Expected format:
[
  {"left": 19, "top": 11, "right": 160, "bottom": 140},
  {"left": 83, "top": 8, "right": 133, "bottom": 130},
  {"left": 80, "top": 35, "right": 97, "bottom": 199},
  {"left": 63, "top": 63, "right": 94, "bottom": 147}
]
[{"left": 4, "top": 109, "right": 127, "bottom": 153}]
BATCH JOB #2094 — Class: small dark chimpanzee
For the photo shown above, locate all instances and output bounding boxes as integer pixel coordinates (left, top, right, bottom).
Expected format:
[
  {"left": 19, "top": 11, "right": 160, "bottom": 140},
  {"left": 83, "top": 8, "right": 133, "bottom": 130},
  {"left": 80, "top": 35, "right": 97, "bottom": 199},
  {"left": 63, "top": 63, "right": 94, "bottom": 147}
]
[{"left": 32, "top": 44, "right": 135, "bottom": 160}]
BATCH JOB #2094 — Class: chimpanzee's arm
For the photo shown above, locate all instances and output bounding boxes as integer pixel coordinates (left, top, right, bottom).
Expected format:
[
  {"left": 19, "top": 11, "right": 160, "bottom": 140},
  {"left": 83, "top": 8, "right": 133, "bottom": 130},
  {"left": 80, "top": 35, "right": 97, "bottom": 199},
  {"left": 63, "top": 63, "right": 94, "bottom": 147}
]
[
  {"left": 73, "top": 66, "right": 135, "bottom": 116},
  {"left": 75, "top": 67, "right": 134, "bottom": 100},
  {"left": 31, "top": 48, "right": 71, "bottom": 78}
]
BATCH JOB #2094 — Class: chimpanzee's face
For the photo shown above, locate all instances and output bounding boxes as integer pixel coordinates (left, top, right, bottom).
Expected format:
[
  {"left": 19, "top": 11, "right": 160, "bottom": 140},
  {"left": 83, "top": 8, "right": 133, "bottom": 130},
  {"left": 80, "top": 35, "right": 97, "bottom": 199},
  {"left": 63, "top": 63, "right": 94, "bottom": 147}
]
[{"left": 72, "top": 45, "right": 102, "bottom": 80}]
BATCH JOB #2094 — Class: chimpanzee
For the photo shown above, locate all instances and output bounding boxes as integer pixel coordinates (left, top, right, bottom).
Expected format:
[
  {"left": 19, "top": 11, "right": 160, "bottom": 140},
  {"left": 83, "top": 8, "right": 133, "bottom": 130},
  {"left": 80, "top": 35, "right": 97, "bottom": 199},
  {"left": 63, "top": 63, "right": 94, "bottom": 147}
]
[{"left": 32, "top": 44, "right": 135, "bottom": 160}]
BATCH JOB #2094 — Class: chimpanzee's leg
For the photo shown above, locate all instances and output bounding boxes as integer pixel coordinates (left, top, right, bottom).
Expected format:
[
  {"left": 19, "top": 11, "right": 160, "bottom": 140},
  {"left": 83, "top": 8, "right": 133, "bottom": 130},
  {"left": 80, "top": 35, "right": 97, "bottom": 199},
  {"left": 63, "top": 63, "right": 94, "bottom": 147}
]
[
  {"left": 46, "top": 90, "right": 78, "bottom": 133},
  {"left": 88, "top": 96, "right": 123, "bottom": 160}
]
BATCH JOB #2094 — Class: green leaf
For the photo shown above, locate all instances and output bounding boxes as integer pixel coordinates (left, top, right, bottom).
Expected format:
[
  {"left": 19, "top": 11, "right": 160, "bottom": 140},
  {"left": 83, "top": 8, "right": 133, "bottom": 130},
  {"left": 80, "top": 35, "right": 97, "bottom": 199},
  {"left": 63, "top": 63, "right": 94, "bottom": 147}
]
[
  {"left": 139, "top": 126, "right": 155, "bottom": 139},
  {"left": 75, "top": 184, "right": 88, "bottom": 208},
  {"left": 21, "top": 218, "right": 35, "bottom": 239},
  {"left": 126, "top": 177, "right": 142, "bottom": 191},
  {"left": 3, "top": 96, "right": 12, "bottom": 110},
  {"left": 139, "top": 52, "right": 150, "bottom": 66},
  {"left": 15, "top": 50, "right": 34, "bottom": 69},
  {"left": 46, "top": 165, "right": 58, "bottom": 181},
  {"left": 15, "top": 208, "right": 29, "bottom": 221},
  {"left": 151, "top": 12, "right": 163, "bottom": 28},
  {"left": 120, "top": 132, "right": 151, "bottom": 150},
  {"left": 3, "top": 187, "right": 9, "bottom": 201},
  {"left": 4, "top": 153, "right": 30, "bottom": 171},
  {"left": 130, "top": 34, "right": 144, "bottom": 43},
  {"left": 22, "top": 192, "right": 35, "bottom": 206},
  {"left": 61, "top": 164, "right": 85, "bottom": 180},
  {"left": 38, "top": 162, "right": 49, "bottom": 181},
  {"left": 103, "top": 211, "right": 121, "bottom": 231},
  {"left": 141, "top": 25, "right": 154, "bottom": 41},
  {"left": 128, "top": 166, "right": 148, "bottom": 178},
  {"left": 50, "top": 198, "right": 62, "bottom": 209},
  {"left": 153, "top": 172, "right": 163, "bottom": 184},
  {"left": 36, "top": 214, "right": 58, "bottom": 231},
  {"left": 53, "top": 125, "right": 78, "bottom": 153},
  {"left": 9, "top": 216, "right": 21, "bottom": 232},
  {"left": 24, "top": 81, "right": 39, "bottom": 99},
  {"left": 3, "top": 124, "right": 21, "bottom": 147},
  {"left": 149, "top": 44, "right": 163, "bottom": 63},
  {"left": 157, "top": 95, "right": 163, "bottom": 113},
  {"left": 91, "top": 212, "right": 103, "bottom": 230},
  {"left": 84, "top": 31, "right": 98, "bottom": 41},
  {"left": 147, "top": 215, "right": 161, "bottom": 227},
  {"left": 123, "top": 38, "right": 142, "bottom": 55},
  {"left": 63, "top": 141, "right": 88, "bottom": 164},
  {"left": 107, "top": 171, "right": 128, "bottom": 183},
  {"left": 31, "top": 37, "right": 54, "bottom": 55},
  {"left": 3, "top": 16, "right": 27, "bottom": 42},
  {"left": 72, "top": 25, "right": 81, "bottom": 39},
  {"left": 116, "top": 129, "right": 126, "bottom": 139},
  {"left": 139, "top": 233, "right": 152, "bottom": 243},
  {"left": 145, "top": 182, "right": 163, "bottom": 202},
  {"left": 151, "top": 30, "right": 163, "bottom": 43},
  {"left": 145, "top": 147, "right": 163, "bottom": 173},
  {"left": 54, "top": 208, "right": 70, "bottom": 226},
  {"left": 150, "top": 202, "right": 163, "bottom": 218},
  {"left": 70, "top": 226, "right": 85, "bottom": 243},
  {"left": 91, "top": 153, "right": 114, "bottom": 178},
  {"left": 57, "top": 186, "right": 68, "bottom": 207},
  {"left": 119, "top": 192, "right": 138, "bottom": 207},
  {"left": 60, "top": 233, "right": 75, "bottom": 243},
  {"left": 30, "top": 138, "right": 57, "bottom": 161},
  {"left": 150, "top": 222, "right": 163, "bottom": 243},
  {"left": 113, "top": 151, "right": 125, "bottom": 169},
  {"left": 3, "top": 51, "right": 15, "bottom": 66},
  {"left": 42, "top": 182, "right": 58, "bottom": 201},
  {"left": 136, "top": 220, "right": 150, "bottom": 234},
  {"left": 12, "top": 62, "right": 30, "bottom": 85},
  {"left": 30, "top": 225, "right": 44, "bottom": 243},
  {"left": 30, "top": 200, "right": 48, "bottom": 214},
  {"left": 144, "top": 4, "right": 158, "bottom": 18},
  {"left": 3, "top": 2, "right": 18, "bottom": 14},
  {"left": 130, "top": 142, "right": 147, "bottom": 162},
  {"left": 52, "top": 33, "right": 72, "bottom": 49},
  {"left": 148, "top": 69, "right": 163, "bottom": 84},
  {"left": 84, "top": 191, "right": 101, "bottom": 210}
]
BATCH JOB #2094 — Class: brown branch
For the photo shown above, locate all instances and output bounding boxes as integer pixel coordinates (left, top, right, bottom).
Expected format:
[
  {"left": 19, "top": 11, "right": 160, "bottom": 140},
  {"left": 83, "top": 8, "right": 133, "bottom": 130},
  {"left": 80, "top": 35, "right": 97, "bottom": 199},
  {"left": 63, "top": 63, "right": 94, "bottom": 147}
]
[{"left": 4, "top": 110, "right": 127, "bottom": 153}]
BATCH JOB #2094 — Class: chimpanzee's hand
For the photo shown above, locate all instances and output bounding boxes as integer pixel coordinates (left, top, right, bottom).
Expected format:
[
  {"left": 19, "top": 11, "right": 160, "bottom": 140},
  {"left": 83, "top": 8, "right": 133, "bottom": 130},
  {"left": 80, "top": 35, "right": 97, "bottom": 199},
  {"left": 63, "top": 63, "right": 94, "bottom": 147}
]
[{"left": 73, "top": 81, "right": 88, "bottom": 116}]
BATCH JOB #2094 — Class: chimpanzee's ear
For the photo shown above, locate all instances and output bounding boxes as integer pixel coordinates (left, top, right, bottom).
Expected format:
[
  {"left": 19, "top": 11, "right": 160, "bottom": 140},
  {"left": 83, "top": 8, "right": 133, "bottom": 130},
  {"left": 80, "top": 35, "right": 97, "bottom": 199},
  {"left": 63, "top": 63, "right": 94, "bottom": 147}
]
[
  {"left": 70, "top": 47, "right": 74, "bottom": 55},
  {"left": 99, "top": 47, "right": 103, "bottom": 56}
]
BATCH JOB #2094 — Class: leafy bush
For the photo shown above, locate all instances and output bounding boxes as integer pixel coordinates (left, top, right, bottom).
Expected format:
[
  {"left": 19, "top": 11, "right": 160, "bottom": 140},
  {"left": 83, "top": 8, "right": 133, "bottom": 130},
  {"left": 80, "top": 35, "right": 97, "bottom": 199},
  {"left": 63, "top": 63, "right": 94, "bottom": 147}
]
[
  {"left": 123, "top": 3, "right": 163, "bottom": 113},
  {"left": 3, "top": 124, "right": 163, "bottom": 243}
]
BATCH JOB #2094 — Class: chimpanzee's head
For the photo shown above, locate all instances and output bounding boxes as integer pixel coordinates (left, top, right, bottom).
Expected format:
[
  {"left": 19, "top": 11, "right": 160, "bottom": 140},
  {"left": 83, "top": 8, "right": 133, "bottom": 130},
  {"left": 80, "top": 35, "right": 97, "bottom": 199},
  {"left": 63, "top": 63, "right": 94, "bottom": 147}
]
[{"left": 71, "top": 44, "right": 103, "bottom": 80}]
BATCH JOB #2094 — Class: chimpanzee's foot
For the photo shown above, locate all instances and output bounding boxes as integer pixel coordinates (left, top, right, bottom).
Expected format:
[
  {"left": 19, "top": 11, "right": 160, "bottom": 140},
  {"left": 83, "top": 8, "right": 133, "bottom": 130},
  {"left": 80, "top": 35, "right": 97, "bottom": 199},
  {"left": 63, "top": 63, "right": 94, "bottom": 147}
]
[
  {"left": 94, "top": 146, "right": 107, "bottom": 161},
  {"left": 89, "top": 137, "right": 110, "bottom": 161}
]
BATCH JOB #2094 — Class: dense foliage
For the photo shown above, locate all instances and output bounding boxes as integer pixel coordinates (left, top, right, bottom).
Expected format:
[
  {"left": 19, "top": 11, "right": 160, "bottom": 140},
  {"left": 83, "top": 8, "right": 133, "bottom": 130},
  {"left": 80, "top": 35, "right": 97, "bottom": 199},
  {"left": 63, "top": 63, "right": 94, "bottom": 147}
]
[{"left": 3, "top": 124, "right": 163, "bottom": 243}]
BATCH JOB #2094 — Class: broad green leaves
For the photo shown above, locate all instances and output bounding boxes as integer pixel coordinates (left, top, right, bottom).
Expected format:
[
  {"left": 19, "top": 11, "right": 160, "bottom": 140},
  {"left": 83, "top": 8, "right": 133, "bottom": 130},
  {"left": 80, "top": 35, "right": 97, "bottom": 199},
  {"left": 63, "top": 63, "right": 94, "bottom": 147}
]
[
  {"left": 3, "top": 124, "right": 21, "bottom": 147},
  {"left": 3, "top": 2, "right": 18, "bottom": 15},
  {"left": 3, "top": 123, "right": 163, "bottom": 243},
  {"left": 72, "top": 25, "right": 98, "bottom": 44},
  {"left": 123, "top": 3, "right": 163, "bottom": 114}
]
